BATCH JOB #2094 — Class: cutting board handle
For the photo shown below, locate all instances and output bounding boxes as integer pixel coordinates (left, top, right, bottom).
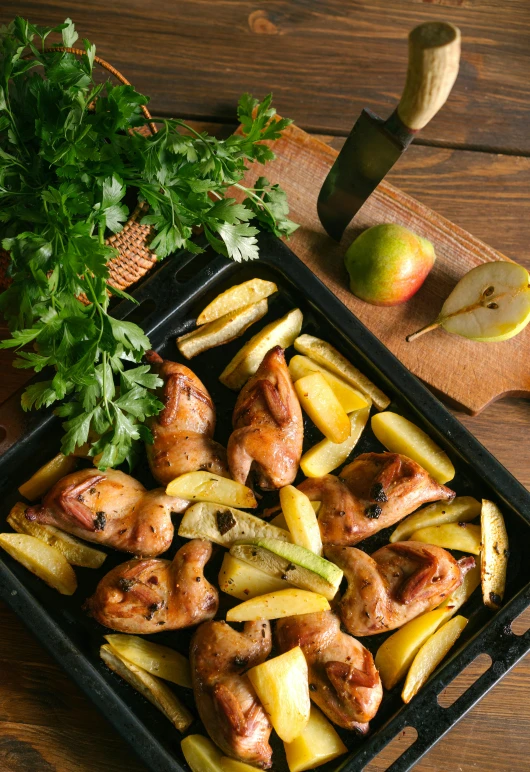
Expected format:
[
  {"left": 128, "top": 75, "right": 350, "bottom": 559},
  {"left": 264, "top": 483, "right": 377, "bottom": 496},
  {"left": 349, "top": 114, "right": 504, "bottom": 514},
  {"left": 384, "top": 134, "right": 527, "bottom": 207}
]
[{"left": 397, "top": 21, "right": 461, "bottom": 131}]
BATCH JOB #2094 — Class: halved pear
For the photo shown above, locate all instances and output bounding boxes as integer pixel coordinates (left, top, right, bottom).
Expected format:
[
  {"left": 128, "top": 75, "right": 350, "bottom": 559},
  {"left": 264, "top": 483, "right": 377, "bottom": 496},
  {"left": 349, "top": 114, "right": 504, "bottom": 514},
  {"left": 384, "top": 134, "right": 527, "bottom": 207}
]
[{"left": 408, "top": 262, "right": 530, "bottom": 343}]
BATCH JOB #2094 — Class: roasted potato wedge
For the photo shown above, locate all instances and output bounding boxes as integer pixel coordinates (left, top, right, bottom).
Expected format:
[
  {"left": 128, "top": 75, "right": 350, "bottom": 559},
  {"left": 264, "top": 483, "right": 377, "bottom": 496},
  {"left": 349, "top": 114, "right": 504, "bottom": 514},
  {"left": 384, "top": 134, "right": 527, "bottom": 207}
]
[
  {"left": 300, "top": 406, "right": 370, "bottom": 478},
  {"left": 177, "top": 299, "right": 268, "bottom": 359},
  {"left": 390, "top": 496, "right": 481, "bottom": 543},
  {"left": 402, "top": 616, "right": 468, "bottom": 703},
  {"left": 295, "top": 372, "right": 350, "bottom": 444},
  {"left": 248, "top": 646, "right": 310, "bottom": 742},
  {"left": 271, "top": 502, "right": 321, "bottom": 530},
  {"left": 283, "top": 704, "right": 348, "bottom": 772},
  {"left": 218, "top": 553, "right": 293, "bottom": 600},
  {"left": 178, "top": 501, "right": 290, "bottom": 546},
  {"left": 197, "top": 279, "right": 278, "bottom": 325},
  {"left": 375, "top": 608, "right": 451, "bottom": 690},
  {"left": 7, "top": 502, "right": 106, "bottom": 569},
  {"left": 226, "top": 588, "right": 330, "bottom": 622},
  {"left": 100, "top": 644, "right": 192, "bottom": 731},
  {"left": 0, "top": 533, "right": 77, "bottom": 595},
  {"left": 166, "top": 471, "right": 257, "bottom": 508},
  {"left": 279, "top": 485, "right": 322, "bottom": 555},
  {"left": 288, "top": 355, "right": 369, "bottom": 413},
  {"left": 294, "top": 334, "right": 390, "bottom": 410},
  {"left": 410, "top": 523, "right": 481, "bottom": 555},
  {"left": 104, "top": 634, "right": 192, "bottom": 688},
  {"left": 371, "top": 411, "right": 455, "bottom": 484},
  {"left": 481, "top": 499, "right": 509, "bottom": 609},
  {"left": 181, "top": 734, "right": 259, "bottom": 772},
  {"left": 220, "top": 308, "right": 303, "bottom": 390},
  {"left": 18, "top": 453, "right": 77, "bottom": 501},
  {"left": 231, "top": 538, "right": 342, "bottom": 600}
]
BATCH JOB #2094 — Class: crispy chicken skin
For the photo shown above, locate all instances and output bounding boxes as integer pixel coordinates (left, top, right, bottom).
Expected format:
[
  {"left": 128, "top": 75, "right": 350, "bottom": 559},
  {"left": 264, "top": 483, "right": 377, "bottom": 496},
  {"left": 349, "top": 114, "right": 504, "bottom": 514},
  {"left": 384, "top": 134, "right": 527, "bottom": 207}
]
[
  {"left": 298, "top": 452, "right": 455, "bottom": 546},
  {"left": 327, "top": 542, "right": 474, "bottom": 636},
  {"left": 145, "top": 351, "right": 229, "bottom": 486},
  {"left": 191, "top": 620, "right": 273, "bottom": 769},
  {"left": 25, "top": 468, "right": 186, "bottom": 557},
  {"left": 276, "top": 611, "right": 382, "bottom": 733},
  {"left": 227, "top": 346, "right": 303, "bottom": 490},
  {"left": 86, "top": 539, "right": 218, "bottom": 633}
]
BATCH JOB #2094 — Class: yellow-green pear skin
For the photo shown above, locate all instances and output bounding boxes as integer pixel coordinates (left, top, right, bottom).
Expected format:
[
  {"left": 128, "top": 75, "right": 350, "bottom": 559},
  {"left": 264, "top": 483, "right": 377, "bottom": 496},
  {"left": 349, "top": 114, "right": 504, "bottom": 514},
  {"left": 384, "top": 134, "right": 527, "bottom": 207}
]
[{"left": 344, "top": 224, "right": 436, "bottom": 306}]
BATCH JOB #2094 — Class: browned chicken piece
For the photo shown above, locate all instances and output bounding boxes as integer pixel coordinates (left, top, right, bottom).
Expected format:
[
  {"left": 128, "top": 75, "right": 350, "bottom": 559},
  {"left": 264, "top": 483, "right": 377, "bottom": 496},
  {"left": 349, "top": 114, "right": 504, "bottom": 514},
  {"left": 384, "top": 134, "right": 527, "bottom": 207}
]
[
  {"left": 85, "top": 539, "right": 218, "bottom": 633},
  {"left": 24, "top": 468, "right": 187, "bottom": 557},
  {"left": 191, "top": 619, "right": 273, "bottom": 769},
  {"left": 227, "top": 346, "right": 303, "bottom": 490},
  {"left": 326, "top": 542, "right": 475, "bottom": 636},
  {"left": 145, "top": 350, "right": 229, "bottom": 486},
  {"left": 297, "top": 452, "right": 455, "bottom": 546},
  {"left": 276, "top": 610, "right": 382, "bottom": 733}
]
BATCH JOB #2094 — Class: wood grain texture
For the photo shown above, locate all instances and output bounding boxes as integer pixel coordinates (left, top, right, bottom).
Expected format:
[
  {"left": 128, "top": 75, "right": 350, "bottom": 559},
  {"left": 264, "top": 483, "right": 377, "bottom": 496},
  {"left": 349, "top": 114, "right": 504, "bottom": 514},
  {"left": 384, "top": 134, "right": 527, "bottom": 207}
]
[
  {"left": 3, "top": 0, "right": 530, "bottom": 152},
  {"left": 237, "top": 122, "right": 530, "bottom": 414}
]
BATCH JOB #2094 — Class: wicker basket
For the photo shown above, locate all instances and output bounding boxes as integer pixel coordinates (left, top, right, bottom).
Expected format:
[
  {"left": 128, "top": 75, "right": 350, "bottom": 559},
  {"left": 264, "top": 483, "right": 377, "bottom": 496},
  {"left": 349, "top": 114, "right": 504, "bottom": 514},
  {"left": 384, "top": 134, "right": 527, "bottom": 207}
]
[{"left": 0, "top": 48, "right": 159, "bottom": 294}]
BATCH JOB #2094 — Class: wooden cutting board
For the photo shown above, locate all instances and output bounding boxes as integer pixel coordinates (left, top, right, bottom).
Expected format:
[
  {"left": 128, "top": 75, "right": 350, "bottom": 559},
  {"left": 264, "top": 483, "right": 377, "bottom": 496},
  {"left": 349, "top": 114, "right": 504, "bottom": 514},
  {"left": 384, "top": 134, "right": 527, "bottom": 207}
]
[{"left": 241, "top": 123, "right": 530, "bottom": 415}]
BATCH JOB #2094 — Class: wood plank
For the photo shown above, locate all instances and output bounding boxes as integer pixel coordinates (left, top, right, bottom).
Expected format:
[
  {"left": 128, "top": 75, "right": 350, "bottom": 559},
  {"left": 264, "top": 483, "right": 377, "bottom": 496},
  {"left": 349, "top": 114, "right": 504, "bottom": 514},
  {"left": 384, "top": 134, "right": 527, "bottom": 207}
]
[
  {"left": 237, "top": 122, "right": 530, "bottom": 415},
  {"left": 3, "top": 1, "right": 530, "bottom": 152}
]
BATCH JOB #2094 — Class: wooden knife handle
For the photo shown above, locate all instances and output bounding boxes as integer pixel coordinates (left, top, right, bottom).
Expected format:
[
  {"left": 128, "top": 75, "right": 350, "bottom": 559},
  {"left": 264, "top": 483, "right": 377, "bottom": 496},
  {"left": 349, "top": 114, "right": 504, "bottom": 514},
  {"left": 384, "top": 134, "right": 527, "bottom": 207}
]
[{"left": 397, "top": 21, "right": 461, "bottom": 131}]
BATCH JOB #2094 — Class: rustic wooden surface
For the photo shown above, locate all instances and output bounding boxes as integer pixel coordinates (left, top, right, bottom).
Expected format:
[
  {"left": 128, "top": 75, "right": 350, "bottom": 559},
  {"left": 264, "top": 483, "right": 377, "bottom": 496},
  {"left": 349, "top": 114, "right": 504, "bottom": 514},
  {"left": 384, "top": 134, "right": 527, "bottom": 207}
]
[
  {"left": 2, "top": 2, "right": 530, "bottom": 771},
  {"left": 238, "top": 122, "right": 530, "bottom": 414}
]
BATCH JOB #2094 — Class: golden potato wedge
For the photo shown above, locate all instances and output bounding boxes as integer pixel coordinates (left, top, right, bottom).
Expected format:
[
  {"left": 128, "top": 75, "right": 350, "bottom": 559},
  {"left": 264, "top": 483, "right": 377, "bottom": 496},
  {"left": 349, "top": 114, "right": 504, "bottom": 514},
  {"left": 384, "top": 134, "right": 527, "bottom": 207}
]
[
  {"left": 283, "top": 704, "right": 348, "bottom": 772},
  {"left": 166, "top": 471, "right": 257, "bottom": 508},
  {"left": 220, "top": 308, "right": 303, "bottom": 390},
  {"left": 390, "top": 497, "right": 481, "bottom": 543},
  {"left": 271, "top": 503, "right": 321, "bottom": 529},
  {"left": 481, "top": 499, "right": 509, "bottom": 609},
  {"left": 7, "top": 502, "right": 106, "bottom": 569},
  {"left": 438, "top": 558, "right": 481, "bottom": 616},
  {"left": 221, "top": 758, "right": 261, "bottom": 772},
  {"left": 295, "top": 372, "right": 350, "bottom": 444},
  {"left": 402, "top": 616, "right": 468, "bottom": 703},
  {"left": 248, "top": 646, "right": 310, "bottom": 743},
  {"left": 300, "top": 406, "right": 370, "bottom": 478},
  {"left": 219, "top": 553, "right": 294, "bottom": 600},
  {"left": 178, "top": 501, "right": 289, "bottom": 546},
  {"left": 294, "top": 334, "right": 390, "bottom": 411},
  {"left": 0, "top": 533, "right": 77, "bottom": 595},
  {"left": 226, "top": 588, "right": 329, "bottom": 622},
  {"left": 279, "top": 485, "right": 322, "bottom": 555},
  {"left": 375, "top": 608, "right": 452, "bottom": 690},
  {"left": 371, "top": 411, "right": 455, "bottom": 484},
  {"left": 18, "top": 453, "right": 77, "bottom": 501},
  {"left": 181, "top": 735, "right": 223, "bottom": 772},
  {"left": 197, "top": 278, "right": 278, "bottom": 325},
  {"left": 410, "top": 523, "right": 481, "bottom": 555},
  {"left": 177, "top": 299, "right": 268, "bottom": 359},
  {"left": 288, "top": 355, "right": 369, "bottom": 413},
  {"left": 104, "top": 634, "right": 191, "bottom": 688},
  {"left": 100, "top": 644, "right": 192, "bottom": 731}
]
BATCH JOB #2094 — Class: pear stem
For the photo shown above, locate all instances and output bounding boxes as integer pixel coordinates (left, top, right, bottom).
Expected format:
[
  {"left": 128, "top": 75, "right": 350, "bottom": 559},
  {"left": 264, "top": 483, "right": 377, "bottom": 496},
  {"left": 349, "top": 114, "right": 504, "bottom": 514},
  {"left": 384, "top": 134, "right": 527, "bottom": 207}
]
[{"left": 406, "top": 321, "right": 441, "bottom": 342}]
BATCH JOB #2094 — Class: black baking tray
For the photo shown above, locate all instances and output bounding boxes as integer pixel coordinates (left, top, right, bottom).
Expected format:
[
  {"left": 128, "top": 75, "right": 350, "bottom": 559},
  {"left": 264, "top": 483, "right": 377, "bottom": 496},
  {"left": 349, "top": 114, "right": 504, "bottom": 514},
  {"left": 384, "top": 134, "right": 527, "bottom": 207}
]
[{"left": 1, "top": 231, "right": 530, "bottom": 772}]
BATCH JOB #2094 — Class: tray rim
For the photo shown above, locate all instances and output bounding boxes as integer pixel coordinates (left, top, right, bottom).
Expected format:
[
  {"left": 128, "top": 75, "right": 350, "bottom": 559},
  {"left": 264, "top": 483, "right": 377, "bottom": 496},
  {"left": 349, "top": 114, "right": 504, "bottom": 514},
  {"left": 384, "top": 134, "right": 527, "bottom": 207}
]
[{"left": 1, "top": 232, "right": 530, "bottom": 772}]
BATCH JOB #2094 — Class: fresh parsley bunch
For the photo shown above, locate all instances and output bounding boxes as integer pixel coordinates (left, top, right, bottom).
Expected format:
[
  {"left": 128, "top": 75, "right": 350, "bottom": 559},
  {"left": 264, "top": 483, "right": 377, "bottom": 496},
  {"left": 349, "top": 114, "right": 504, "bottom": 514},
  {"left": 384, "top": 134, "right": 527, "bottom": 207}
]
[{"left": 0, "top": 17, "right": 297, "bottom": 469}]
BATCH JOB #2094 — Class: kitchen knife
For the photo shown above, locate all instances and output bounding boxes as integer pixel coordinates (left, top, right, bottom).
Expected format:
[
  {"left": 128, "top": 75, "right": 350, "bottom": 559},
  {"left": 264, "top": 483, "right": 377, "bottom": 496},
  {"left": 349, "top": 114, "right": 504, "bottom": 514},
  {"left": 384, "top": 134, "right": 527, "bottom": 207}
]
[{"left": 317, "top": 21, "right": 461, "bottom": 241}]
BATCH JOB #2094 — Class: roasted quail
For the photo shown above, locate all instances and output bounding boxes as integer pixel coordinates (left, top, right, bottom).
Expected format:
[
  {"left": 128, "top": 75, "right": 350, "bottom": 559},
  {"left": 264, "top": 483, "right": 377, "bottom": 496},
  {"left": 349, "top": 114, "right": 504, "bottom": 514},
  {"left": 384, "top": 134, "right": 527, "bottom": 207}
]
[
  {"left": 190, "top": 619, "right": 273, "bottom": 768},
  {"left": 327, "top": 541, "right": 474, "bottom": 636},
  {"left": 297, "top": 452, "right": 455, "bottom": 546},
  {"left": 227, "top": 346, "right": 303, "bottom": 490},
  {"left": 25, "top": 468, "right": 186, "bottom": 556},
  {"left": 145, "top": 351, "right": 229, "bottom": 486},
  {"left": 86, "top": 539, "right": 218, "bottom": 633},
  {"left": 276, "top": 610, "right": 382, "bottom": 733}
]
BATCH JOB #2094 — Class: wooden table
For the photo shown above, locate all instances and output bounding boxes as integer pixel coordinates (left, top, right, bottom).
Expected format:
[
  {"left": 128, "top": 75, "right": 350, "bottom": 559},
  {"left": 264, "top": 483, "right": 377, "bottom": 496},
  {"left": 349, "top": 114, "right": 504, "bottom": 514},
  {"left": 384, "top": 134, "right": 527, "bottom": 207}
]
[{"left": 2, "top": 2, "right": 530, "bottom": 770}]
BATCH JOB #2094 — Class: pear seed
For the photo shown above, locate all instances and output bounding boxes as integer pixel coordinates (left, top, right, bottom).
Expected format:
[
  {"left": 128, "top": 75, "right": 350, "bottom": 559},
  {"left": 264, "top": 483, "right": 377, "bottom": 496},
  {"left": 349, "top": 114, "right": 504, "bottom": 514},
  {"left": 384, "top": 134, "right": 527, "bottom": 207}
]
[
  {"left": 483, "top": 286, "right": 495, "bottom": 297},
  {"left": 487, "top": 302, "right": 499, "bottom": 310}
]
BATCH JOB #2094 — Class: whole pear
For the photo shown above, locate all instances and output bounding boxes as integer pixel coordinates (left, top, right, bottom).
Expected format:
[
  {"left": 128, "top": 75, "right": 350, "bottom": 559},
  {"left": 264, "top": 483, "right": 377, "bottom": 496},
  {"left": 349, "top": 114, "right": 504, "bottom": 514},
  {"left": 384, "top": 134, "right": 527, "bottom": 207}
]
[{"left": 344, "top": 223, "right": 436, "bottom": 306}]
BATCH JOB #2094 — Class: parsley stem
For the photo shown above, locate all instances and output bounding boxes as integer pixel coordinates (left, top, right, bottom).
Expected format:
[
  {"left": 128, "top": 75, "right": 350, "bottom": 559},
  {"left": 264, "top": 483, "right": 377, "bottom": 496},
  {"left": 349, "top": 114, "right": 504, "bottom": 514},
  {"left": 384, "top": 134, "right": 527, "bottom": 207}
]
[{"left": 234, "top": 183, "right": 276, "bottom": 224}]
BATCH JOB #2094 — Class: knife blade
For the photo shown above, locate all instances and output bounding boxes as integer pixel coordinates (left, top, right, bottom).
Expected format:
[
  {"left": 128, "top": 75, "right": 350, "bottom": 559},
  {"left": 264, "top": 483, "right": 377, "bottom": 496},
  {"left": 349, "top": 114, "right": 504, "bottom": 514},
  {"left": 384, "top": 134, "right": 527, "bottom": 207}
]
[{"left": 317, "top": 21, "right": 461, "bottom": 242}]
